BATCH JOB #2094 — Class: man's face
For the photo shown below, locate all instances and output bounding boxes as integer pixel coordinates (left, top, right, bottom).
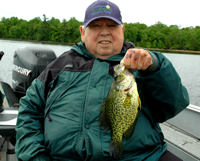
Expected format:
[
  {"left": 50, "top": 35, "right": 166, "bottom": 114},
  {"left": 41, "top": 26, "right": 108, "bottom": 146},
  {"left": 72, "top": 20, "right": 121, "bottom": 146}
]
[{"left": 80, "top": 18, "right": 125, "bottom": 59}]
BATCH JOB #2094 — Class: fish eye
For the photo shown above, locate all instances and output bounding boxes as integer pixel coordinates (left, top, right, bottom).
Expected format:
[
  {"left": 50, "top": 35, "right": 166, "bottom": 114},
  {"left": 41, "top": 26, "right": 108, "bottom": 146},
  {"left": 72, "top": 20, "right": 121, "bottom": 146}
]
[{"left": 114, "top": 74, "right": 118, "bottom": 79}]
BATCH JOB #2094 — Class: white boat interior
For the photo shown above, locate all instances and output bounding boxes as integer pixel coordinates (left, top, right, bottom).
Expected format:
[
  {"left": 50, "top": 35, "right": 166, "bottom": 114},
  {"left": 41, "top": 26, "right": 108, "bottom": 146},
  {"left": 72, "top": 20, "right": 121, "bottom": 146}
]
[{"left": 160, "top": 104, "right": 200, "bottom": 161}]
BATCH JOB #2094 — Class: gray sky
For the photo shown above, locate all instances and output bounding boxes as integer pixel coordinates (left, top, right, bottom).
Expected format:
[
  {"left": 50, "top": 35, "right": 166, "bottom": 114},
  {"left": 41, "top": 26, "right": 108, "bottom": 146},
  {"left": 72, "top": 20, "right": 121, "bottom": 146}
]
[{"left": 0, "top": 0, "right": 199, "bottom": 28}]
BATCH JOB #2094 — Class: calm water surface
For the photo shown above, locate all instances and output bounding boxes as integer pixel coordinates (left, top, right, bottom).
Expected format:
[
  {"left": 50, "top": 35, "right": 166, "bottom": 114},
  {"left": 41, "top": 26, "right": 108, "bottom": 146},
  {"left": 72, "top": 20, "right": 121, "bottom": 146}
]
[{"left": 0, "top": 40, "right": 199, "bottom": 107}]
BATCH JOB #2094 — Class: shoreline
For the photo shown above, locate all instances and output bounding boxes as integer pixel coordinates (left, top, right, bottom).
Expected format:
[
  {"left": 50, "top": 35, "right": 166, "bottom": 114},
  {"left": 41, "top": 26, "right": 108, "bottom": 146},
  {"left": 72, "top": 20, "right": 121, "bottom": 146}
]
[
  {"left": 144, "top": 48, "right": 200, "bottom": 55},
  {"left": 1, "top": 38, "right": 200, "bottom": 55},
  {"left": 0, "top": 38, "right": 75, "bottom": 46}
]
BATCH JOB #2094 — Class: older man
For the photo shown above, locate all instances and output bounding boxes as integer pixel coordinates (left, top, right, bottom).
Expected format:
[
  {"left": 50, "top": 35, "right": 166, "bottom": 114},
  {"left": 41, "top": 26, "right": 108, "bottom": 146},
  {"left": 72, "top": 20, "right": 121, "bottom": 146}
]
[{"left": 15, "top": 0, "right": 189, "bottom": 160}]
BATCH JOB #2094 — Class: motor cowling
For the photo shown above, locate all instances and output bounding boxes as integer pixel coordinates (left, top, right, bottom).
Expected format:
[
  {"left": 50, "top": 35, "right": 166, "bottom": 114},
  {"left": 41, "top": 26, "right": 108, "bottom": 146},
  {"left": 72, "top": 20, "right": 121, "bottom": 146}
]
[{"left": 12, "top": 45, "right": 57, "bottom": 98}]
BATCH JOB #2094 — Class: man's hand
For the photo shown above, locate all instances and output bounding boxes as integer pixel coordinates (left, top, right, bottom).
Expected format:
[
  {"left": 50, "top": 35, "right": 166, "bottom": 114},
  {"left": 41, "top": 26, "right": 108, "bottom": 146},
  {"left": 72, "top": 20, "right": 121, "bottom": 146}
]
[{"left": 120, "top": 49, "right": 152, "bottom": 70}]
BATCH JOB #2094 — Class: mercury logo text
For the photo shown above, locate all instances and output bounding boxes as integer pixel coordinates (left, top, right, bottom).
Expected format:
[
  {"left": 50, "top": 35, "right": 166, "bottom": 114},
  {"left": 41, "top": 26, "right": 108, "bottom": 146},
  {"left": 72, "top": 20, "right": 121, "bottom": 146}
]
[{"left": 13, "top": 65, "right": 31, "bottom": 76}]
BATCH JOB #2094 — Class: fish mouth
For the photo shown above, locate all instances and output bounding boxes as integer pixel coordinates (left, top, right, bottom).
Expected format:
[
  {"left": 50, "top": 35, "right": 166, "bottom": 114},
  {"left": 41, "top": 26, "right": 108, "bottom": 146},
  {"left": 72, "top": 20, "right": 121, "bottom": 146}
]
[
  {"left": 124, "top": 87, "right": 131, "bottom": 92},
  {"left": 123, "top": 81, "right": 133, "bottom": 92}
]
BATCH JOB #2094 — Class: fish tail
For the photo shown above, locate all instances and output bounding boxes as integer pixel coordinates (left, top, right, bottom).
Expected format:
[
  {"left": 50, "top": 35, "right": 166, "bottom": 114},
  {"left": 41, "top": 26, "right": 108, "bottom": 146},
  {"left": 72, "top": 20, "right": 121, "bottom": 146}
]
[{"left": 109, "top": 139, "right": 123, "bottom": 159}]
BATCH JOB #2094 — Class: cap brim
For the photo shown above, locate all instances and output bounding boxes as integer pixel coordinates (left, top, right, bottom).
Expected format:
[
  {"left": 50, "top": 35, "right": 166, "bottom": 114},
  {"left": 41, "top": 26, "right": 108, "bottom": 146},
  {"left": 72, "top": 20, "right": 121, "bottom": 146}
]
[{"left": 84, "top": 16, "right": 122, "bottom": 27}]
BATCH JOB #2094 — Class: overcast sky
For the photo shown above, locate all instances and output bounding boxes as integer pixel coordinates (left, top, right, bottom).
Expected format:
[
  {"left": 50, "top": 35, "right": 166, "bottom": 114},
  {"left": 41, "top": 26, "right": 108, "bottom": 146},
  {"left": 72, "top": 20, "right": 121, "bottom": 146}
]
[{"left": 0, "top": 0, "right": 199, "bottom": 28}]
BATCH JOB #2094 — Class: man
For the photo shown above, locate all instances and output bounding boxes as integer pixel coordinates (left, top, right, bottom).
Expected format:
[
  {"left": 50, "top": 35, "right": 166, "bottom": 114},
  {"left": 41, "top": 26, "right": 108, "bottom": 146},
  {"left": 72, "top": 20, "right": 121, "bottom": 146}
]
[{"left": 15, "top": 0, "right": 189, "bottom": 160}]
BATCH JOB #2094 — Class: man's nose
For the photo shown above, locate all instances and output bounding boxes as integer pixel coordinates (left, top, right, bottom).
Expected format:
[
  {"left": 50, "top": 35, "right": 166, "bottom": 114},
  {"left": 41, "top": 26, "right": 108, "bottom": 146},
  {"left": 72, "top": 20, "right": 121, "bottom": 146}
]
[{"left": 100, "top": 26, "right": 110, "bottom": 36}]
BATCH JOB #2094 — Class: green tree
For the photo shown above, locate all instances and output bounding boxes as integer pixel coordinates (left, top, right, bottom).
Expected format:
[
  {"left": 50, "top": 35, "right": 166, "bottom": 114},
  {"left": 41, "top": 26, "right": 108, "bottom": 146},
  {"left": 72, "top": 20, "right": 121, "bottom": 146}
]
[
  {"left": 1, "top": 17, "right": 19, "bottom": 38},
  {"left": 59, "top": 19, "right": 69, "bottom": 42},
  {"left": 189, "top": 29, "right": 200, "bottom": 51},
  {"left": 37, "top": 14, "right": 50, "bottom": 41},
  {"left": 67, "top": 17, "right": 82, "bottom": 43},
  {"left": 124, "top": 23, "right": 139, "bottom": 45},
  {"left": 27, "top": 17, "right": 42, "bottom": 40},
  {"left": 18, "top": 19, "right": 28, "bottom": 39},
  {"left": 164, "top": 35, "right": 172, "bottom": 49},
  {"left": 168, "top": 27, "right": 179, "bottom": 49},
  {"left": 49, "top": 17, "right": 61, "bottom": 42},
  {"left": 9, "top": 25, "right": 21, "bottom": 39},
  {"left": 0, "top": 22, "right": 7, "bottom": 38}
]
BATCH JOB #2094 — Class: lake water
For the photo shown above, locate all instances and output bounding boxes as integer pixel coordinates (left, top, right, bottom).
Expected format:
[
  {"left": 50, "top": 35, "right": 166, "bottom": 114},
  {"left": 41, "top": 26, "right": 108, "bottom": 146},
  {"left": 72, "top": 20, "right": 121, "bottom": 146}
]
[{"left": 0, "top": 39, "right": 199, "bottom": 107}]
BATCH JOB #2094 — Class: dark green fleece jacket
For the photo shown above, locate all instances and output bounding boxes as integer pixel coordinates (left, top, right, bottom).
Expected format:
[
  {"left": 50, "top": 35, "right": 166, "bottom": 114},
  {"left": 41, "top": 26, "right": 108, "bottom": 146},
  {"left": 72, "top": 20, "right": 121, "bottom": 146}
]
[{"left": 15, "top": 41, "right": 189, "bottom": 161}]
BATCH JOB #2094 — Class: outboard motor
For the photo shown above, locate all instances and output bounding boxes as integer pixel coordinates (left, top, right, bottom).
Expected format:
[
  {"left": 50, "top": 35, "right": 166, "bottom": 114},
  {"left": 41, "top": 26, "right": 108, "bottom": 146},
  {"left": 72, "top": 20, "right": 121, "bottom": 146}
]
[
  {"left": 0, "top": 51, "right": 4, "bottom": 60},
  {"left": 12, "top": 45, "right": 57, "bottom": 98},
  {"left": 0, "top": 51, "right": 5, "bottom": 112},
  {"left": 0, "top": 90, "right": 4, "bottom": 112}
]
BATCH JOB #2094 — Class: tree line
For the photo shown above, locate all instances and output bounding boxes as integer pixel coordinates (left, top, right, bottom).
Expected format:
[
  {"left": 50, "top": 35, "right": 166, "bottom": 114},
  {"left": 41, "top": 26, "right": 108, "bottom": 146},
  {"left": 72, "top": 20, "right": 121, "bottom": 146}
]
[{"left": 0, "top": 15, "right": 200, "bottom": 51}]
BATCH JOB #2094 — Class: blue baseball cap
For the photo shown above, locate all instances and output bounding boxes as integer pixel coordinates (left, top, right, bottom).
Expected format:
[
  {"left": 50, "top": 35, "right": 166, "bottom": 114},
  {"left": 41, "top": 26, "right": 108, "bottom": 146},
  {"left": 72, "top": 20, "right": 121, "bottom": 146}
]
[{"left": 83, "top": 0, "right": 123, "bottom": 27}]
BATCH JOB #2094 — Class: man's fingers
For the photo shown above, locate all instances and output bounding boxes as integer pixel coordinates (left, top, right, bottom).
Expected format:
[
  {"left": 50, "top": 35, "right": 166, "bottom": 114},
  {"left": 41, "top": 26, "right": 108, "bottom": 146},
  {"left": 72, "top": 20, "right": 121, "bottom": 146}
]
[
  {"left": 120, "top": 49, "right": 132, "bottom": 68},
  {"left": 121, "top": 49, "right": 153, "bottom": 70},
  {"left": 130, "top": 49, "right": 141, "bottom": 69}
]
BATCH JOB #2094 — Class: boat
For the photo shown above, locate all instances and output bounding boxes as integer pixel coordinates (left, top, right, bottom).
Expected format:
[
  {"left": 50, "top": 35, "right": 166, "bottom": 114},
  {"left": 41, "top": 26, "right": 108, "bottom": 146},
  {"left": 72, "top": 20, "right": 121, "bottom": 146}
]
[{"left": 0, "top": 46, "right": 200, "bottom": 161}]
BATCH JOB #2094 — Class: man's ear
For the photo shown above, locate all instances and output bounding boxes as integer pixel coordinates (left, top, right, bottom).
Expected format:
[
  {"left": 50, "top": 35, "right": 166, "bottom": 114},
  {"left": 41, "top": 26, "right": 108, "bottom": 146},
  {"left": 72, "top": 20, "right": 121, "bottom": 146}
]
[
  {"left": 122, "top": 24, "right": 125, "bottom": 34},
  {"left": 80, "top": 26, "right": 85, "bottom": 43}
]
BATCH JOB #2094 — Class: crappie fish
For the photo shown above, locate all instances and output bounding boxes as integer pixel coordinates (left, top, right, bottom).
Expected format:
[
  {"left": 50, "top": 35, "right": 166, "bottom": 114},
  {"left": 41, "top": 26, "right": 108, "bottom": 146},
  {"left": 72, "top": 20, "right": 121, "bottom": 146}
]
[{"left": 99, "top": 64, "right": 141, "bottom": 159}]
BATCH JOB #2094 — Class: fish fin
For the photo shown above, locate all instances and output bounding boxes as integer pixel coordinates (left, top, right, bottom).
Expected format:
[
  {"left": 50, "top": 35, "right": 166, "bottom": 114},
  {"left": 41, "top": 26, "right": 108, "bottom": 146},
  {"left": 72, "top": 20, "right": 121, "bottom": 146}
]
[
  {"left": 138, "top": 95, "right": 142, "bottom": 110},
  {"left": 109, "top": 139, "right": 123, "bottom": 159},
  {"left": 124, "top": 95, "right": 132, "bottom": 108},
  {"left": 98, "top": 102, "right": 110, "bottom": 132},
  {"left": 124, "top": 112, "right": 139, "bottom": 141}
]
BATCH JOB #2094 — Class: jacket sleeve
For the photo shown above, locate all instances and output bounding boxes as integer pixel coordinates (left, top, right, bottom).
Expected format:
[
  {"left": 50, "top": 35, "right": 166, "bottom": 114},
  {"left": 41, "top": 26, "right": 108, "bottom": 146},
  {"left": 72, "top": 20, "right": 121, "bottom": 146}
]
[
  {"left": 135, "top": 51, "right": 190, "bottom": 123},
  {"left": 15, "top": 78, "right": 50, "bottom": 161}
]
